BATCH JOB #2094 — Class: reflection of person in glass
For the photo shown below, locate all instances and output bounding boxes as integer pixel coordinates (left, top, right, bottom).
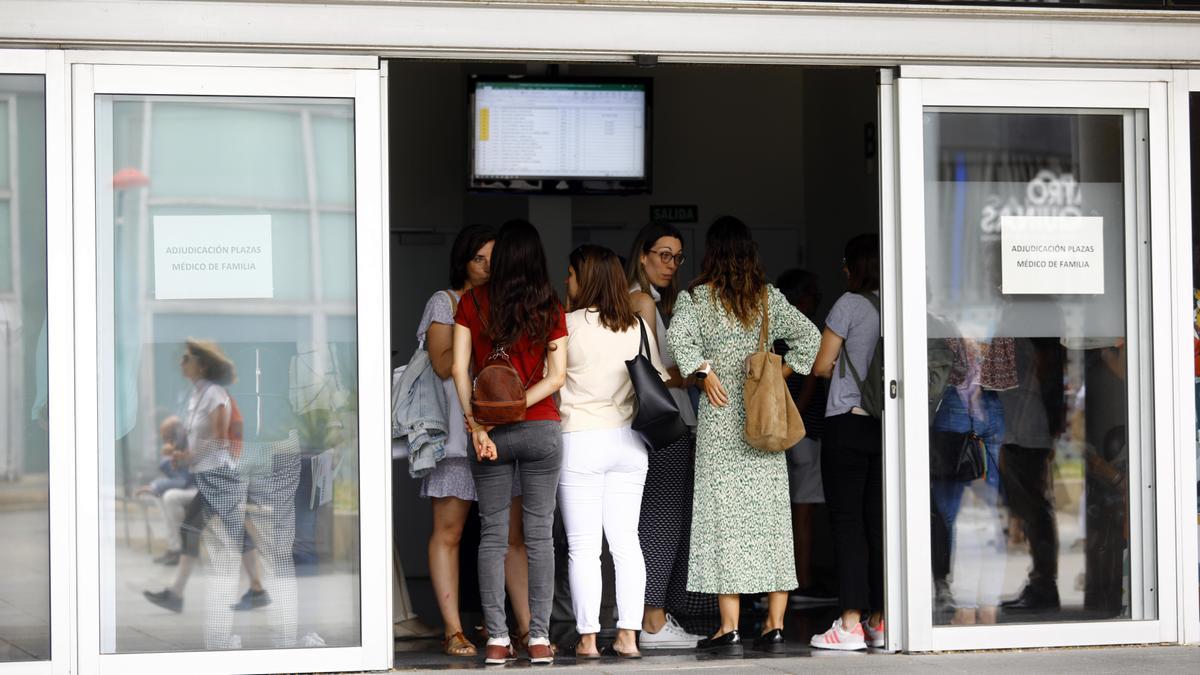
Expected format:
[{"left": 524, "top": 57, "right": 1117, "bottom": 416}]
[
  {"left": 135, "top": 415, "right": 194, "bottom": 566},
  {"left": 930, "top": 336, "right": 1015, "bottom": 625},
  {"left": 998, "top": 337, "right": 1066, "bottom": 613},
  {"left": 1082, "top": 340, "right": 1128, "bottom": 617},
  {"left": 144, "top": 339, "right": 302, "bottom": 649},
  {"left": 144, "top": 340, "right": 239, "bottom": 613}
]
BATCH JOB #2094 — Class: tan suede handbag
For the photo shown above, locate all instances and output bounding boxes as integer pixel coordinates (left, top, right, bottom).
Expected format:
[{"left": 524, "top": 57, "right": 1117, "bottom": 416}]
[{"left": 743, "top": 287, "right": 806, "bottom": 452}]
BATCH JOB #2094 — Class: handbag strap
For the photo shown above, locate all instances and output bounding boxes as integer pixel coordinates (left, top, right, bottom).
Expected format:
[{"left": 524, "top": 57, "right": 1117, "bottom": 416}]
[
  {"left": 757, "top": 286, "right": 770, "bottom": 353},
  {"left": 443, "top": 289, "right": 460, "bottom": 317},
  {"left": 636, "top": 316, "right": 651, "bottom": 359}
]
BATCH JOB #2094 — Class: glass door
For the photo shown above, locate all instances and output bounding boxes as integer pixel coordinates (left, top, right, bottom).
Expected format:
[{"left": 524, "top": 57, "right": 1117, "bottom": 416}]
[
  {"left": 895, "top": 73, "right": 1177, "bottom": 651},
  {"left": 0, "top": 49, "right": 69, "bottom": 675},
  {"left": 71, "top": 59, "right": 390, "bottom": 673}
]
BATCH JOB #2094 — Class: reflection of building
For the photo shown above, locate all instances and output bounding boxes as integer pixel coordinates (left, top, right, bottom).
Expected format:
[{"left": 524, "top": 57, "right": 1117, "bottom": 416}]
[
  {"left": 1, "top": 0, "right": 1198, "bottom": 672},
  {"left": 110, "top": 99, "right": 357, "bottom": 467},
  {"left": 0, "top": 87, "right": 40, "bottom": 480}
]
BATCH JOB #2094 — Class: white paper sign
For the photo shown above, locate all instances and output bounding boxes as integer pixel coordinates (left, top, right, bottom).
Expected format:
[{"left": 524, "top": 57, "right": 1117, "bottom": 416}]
[
  {"left": 1000, "top": 216, "right": 1104, "bottom": 295},
  {"left": 153, "top": 215, "right": 274, "bottom": 300}
]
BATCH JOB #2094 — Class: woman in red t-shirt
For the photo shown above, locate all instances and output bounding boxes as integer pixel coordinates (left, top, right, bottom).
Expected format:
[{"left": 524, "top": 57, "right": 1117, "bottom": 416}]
[{"left": 451, "top": 219, "right": 568, "bottom": 665}]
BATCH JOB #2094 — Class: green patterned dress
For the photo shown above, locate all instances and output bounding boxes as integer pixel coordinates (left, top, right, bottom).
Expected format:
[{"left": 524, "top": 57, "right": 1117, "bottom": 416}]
[{"left": 667, "top": 284, "right": 821, "bottom": 594}]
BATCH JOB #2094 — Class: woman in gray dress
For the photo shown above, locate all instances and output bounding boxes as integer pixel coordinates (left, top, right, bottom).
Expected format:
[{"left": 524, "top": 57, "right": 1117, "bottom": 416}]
[{"left": 667, "top": 216, "right": 821, "bottom": 655}]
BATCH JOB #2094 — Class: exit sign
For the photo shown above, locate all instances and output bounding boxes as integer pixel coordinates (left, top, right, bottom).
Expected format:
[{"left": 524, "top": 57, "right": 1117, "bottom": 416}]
[{"left": 650, "top": 205, "right": 698, "bottom": 223}]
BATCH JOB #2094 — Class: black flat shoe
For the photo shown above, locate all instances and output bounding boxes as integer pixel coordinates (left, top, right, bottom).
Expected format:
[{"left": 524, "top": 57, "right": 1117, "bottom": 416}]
[
  {"left": 697, "top": 630, "right": 743, "bottom": 656},
  {"left": 999, "top": 585, "right": 1061, "bottom": 612},
  {"left": 752, "top": 628, "right": 786, "bottom": 654}
]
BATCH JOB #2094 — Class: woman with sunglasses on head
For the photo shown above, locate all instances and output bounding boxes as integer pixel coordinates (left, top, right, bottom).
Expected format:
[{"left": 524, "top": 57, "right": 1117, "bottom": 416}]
[
  {"left": 451, "top": 219, "right": 568, "bottom": 666},
  {"left": 624, "top": 222, "right": 714, "bottom": 649},
  {"left": 667, "top": 216, "right": 820, "bottom": 655},
  {"left": 559, "top": 245, "right": 663, "bottom": 659},
  {"left": 143, "top": 340, "right": 262, "bottom": 619},
  {"left": 409, "top": 223, "right": 532, "bottom": 656}
]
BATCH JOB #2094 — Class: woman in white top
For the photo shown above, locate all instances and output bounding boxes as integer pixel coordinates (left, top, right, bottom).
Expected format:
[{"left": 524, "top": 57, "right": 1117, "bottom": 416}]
[
  {"left": 143, "top": 339, "right": 237, "bottom": 613},
  {"left": 560, "top": 245, "right": 666, "bottom": 659}
]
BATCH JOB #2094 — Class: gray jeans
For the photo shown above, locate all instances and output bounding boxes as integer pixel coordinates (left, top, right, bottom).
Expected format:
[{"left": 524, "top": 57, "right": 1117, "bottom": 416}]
[{"left": 471, "top": 420, "right": 563, "bottom": 640}]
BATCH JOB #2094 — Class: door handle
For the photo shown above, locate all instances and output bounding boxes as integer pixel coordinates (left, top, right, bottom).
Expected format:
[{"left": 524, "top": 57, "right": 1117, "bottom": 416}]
[{"left": 889, "top": 380, "right": 898, "bottom": 399}]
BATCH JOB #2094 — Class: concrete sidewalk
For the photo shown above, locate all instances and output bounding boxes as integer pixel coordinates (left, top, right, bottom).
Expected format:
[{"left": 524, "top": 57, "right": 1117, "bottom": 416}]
[{"left": 389, "top": 644, "right": 1199, "bottom": 673}]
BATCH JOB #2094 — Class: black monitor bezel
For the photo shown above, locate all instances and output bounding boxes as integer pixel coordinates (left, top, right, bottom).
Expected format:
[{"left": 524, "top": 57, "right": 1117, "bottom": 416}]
[{"left": 467, "top": 74, "right": 653, "bottom": 195}]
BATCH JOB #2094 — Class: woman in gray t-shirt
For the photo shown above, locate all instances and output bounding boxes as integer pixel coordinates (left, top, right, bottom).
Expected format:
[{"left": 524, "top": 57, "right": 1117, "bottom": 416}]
[{"left": 808, "top": 234, "right": 885, "bottom": 652}]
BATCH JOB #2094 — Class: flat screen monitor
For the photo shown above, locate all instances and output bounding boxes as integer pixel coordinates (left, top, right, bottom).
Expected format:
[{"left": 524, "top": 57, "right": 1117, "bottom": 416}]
[{"left": 469, "top": 76, "right": 651, "bottom": 194}]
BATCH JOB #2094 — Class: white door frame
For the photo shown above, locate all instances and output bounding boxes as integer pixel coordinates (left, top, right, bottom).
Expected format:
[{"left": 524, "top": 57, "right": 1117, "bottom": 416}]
[
  {"left": 876, "top": 66, "right": 906, "bottom": 653},
  {"left": 1173, "top": 69, "right": 1198, "bottom": 647},
  {"left": 69, "top": 55, "right": 391, "bottom": 675},
  {"left": 0, "top": 47, "right": 73, "bottom": 675},
  {"left": 894, "top": 67, "right": 1185, "bottom": 652}
]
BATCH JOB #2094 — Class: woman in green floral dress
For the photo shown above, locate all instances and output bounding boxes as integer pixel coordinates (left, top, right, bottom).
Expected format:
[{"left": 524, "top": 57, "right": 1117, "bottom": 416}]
[{"left": 667, "top": 216, "right": 821, "bottom": 655}]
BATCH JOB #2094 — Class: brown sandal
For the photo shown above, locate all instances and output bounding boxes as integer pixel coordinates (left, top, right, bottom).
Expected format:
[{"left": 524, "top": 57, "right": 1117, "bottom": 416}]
[{"left": 442, "top": 631, "right": 477, "bottom": 657}]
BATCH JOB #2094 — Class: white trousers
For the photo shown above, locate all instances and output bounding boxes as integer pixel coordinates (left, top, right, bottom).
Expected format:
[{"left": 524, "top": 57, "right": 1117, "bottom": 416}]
[
  {"left": 160, "top": 486, "right": 198, "bottom": 552},
  {"left": 558, "top": 425, "right": 648, "bottom": 633},
  {"left": 949, "top": 480, "right": 1007, "bottom": 610}
]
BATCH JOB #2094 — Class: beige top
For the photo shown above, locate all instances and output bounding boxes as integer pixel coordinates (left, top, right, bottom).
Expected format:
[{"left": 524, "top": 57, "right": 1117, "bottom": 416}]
[{"left": 560, "top": 308, "right": 668, "bottom": 434}]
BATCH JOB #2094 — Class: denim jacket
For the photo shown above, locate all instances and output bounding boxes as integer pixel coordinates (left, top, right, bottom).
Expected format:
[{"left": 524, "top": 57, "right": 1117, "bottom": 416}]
[{"left": 392, "top": 348, "right": 449, "bottom": 478}]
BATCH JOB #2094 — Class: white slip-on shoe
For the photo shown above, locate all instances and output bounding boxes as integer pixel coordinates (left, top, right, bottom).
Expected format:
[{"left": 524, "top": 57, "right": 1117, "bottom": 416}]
[{"left": 639, "top": 613, "right": 705, "bottom": 650}]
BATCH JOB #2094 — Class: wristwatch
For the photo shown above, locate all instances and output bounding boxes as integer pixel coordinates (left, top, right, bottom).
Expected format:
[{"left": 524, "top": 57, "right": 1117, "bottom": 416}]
[{"left": 694, "top": 363, "right": 711, "bottom": 381}]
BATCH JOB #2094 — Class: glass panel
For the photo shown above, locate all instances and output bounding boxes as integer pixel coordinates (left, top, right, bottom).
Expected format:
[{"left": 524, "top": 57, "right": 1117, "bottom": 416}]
[
  {"left": 923, "top": 110, "right": 1155, "bottom": 625},
  {"left": 0, "top": 74, "right": 50, "bottom": 662},
  {"left": 97, "top": 95, "right": 360, "bottom": 653}
]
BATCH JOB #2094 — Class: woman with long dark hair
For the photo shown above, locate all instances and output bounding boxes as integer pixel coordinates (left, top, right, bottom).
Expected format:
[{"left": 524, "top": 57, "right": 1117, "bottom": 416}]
[
  {"left": 410, "top": 223, "right": 530, "bottom": 656},
  {"left": 559, "top": 245, "right": 659, "bottom": 659},
  {"left": 808, "top": 233, "right": 886, "bottom": 650},
  {"left": 624, "top": 222, "right": 712, "bottom": 649},
  {"left": 667, "top": 216, "right": 821, "bottom": 655},
  {"left": 451, "top": 219, "right": 567, "bottom": 666}
]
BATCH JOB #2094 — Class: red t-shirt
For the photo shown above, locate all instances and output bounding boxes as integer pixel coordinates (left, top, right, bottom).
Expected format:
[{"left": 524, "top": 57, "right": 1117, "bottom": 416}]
[{"left": 455, "top": 286, "right": 568, "bottom": 423}]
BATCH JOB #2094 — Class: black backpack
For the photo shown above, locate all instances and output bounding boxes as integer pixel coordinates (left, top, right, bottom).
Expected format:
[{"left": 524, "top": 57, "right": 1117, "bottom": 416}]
[{"left": 839, "top": 291, "right": 883, "bottom": 419}]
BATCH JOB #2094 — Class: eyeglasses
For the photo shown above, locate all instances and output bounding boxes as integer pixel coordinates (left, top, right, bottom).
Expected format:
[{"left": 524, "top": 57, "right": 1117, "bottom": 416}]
[
  {"left": 471, "top": 255, "right": 489, "bottom": 266},
  {"left": 649, "top": 248, "right": 685, "bottom": 266}
]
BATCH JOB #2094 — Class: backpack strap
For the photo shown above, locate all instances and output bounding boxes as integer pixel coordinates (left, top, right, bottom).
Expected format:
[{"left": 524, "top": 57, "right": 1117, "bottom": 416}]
[
  {"left": 469, "top": 289, "right": 487, "bottom": 331},
  {"left": 471, "top": 288, "right": 547, "bottom": 389},
  {"left": 837, "top": 291, "right": 880, "bottom": 386},
  {"left": 839, "top": 341, "right": 866, "bottom": 388},
  {"left": 856, "top": 290, "right": 881, "bottom": 314}
]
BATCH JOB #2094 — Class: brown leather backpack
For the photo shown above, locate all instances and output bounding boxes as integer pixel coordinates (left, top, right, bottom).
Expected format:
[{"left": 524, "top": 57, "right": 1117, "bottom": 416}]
[{"left": 469, "top": 292, "right": 543, "bottom": 426}]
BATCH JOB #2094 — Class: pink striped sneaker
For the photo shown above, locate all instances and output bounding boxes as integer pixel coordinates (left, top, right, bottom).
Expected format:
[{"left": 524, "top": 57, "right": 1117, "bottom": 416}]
[
  {"left": 810, "top": 618, "right": 867, "bottom": 651},
  {"left": 863, "top": 619, "right": 885, "bottom": 648}
]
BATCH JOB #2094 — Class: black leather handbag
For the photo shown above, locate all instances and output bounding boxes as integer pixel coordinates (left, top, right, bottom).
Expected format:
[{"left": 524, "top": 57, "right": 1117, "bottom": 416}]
[
  {"left": 929, "top": 428, "right": 986, "bottom": 482},
  {"left": 625, "top": 317, "right": 687, "bottom": 451}
]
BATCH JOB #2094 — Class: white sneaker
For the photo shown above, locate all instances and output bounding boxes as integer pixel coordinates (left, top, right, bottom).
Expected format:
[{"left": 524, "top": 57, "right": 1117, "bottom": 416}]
[
  {"left": 639, "top": 614, "right": 705, "bottom": 649},
  {"left": 863, "top": 619, "right": 885, "bottom": 648},
  {"left": 810, "top": 618, "right": 867, "bottom": 651}
]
